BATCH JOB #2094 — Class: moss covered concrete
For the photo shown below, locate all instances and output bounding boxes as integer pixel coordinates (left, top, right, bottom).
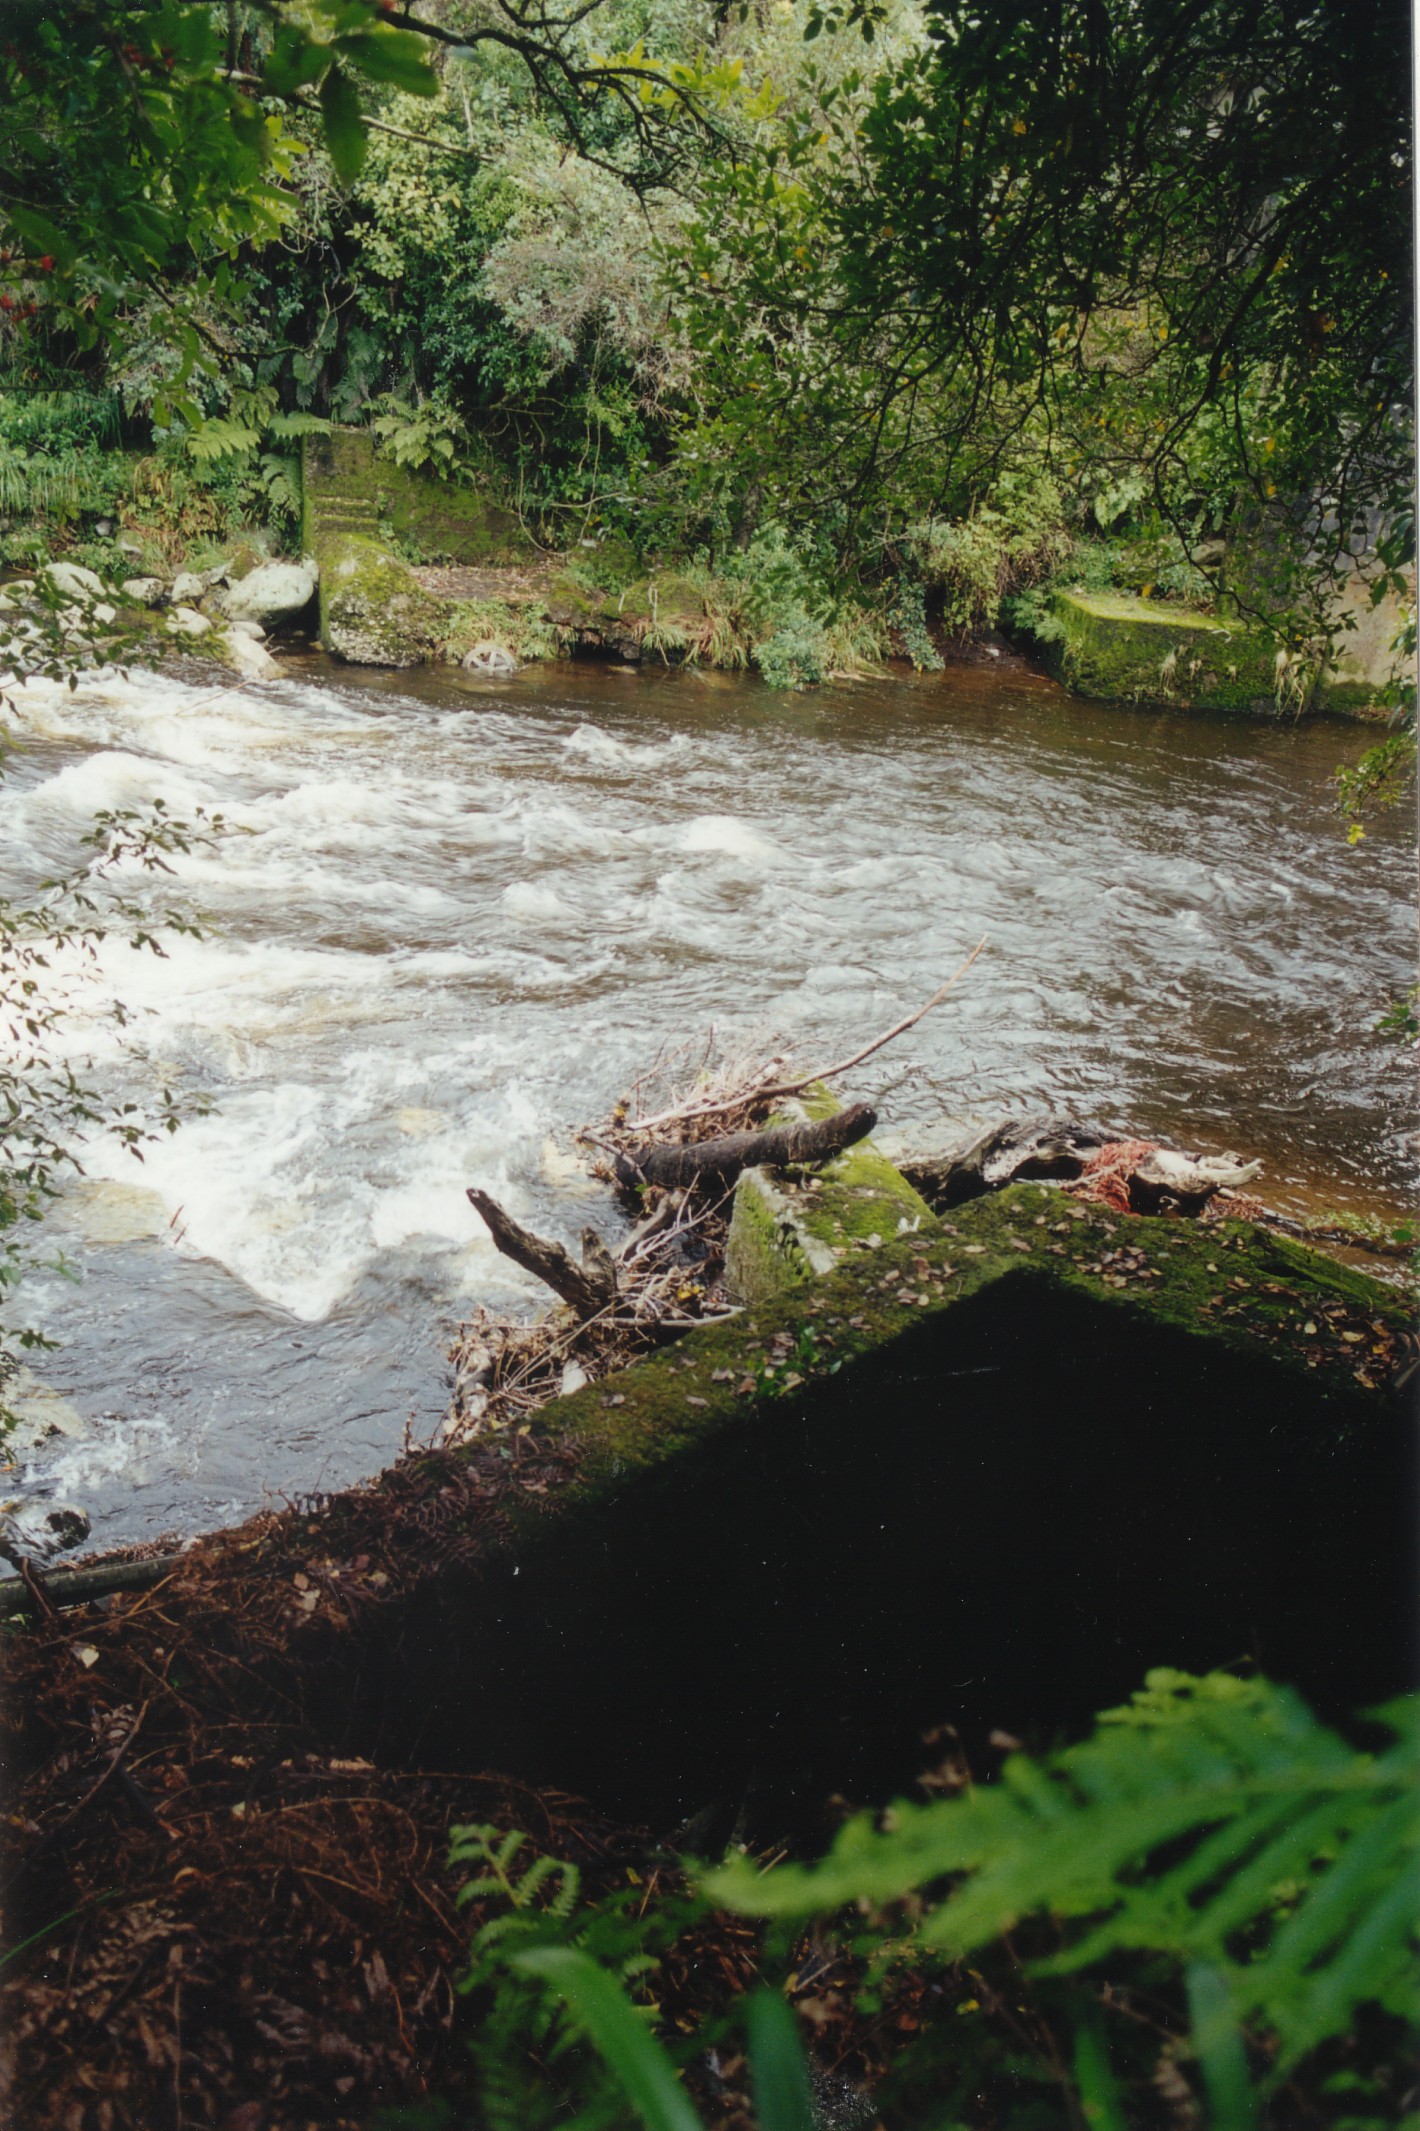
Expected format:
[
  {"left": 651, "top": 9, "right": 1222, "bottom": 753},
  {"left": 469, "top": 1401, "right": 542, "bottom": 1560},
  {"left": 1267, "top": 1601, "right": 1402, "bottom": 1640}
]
[
  {"left": 183, "top": 1173, "right": 1410, "bottom": 1825},
  {"left": 338, "top": 1181, "right": 1411, "bottom": 1819},
  {"left": 1047, "top": 588, "right": 1286, "bottom": 714},
  {"left": 544, "top": 568, "right": 707, "bottom": 662},
  {"left": 511, "top": 1183, "right": 1409, "bottom": 1545},
  {"left": 301, "top": 427, "right": 538, "bottom": 570},
  {"left": 724, "top": 1086, "right": 937, "bottom": 1303}
]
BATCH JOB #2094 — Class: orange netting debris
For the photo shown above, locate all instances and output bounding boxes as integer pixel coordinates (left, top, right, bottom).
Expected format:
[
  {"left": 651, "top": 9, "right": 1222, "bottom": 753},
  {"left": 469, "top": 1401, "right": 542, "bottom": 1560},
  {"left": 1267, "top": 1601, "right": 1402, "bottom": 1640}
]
[{"left": 1066, "top": 1138, "right": 1162, "bottom": 1213}]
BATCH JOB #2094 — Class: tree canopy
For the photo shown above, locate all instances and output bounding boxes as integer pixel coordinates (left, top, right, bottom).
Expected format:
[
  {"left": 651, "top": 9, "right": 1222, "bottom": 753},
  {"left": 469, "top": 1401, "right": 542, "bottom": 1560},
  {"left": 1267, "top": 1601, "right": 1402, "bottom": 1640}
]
[{"left": 671, "top": 0, "right": 1414, "bottom": 619}]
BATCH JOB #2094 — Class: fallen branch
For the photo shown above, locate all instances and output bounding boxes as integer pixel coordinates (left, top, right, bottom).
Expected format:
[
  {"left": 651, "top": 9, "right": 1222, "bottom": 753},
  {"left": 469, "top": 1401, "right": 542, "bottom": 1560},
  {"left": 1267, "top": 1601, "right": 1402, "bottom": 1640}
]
[
  {"left": 615, "top": 1102, "right": 876, "bottom": 1191},
  {"left": 466, "top": 1188, "right": 618, "bottom": 1319},
  {"left": 0, "top": 1553, "right": 184, "bottom": 1619},
  {"left": 621, "top": 940, "right": 986, "bottom": 1136}
]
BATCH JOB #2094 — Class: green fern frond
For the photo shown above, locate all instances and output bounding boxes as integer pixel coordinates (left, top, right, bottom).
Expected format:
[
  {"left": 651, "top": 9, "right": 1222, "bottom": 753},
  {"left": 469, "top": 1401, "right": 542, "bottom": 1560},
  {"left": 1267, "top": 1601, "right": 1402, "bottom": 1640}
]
[
  {"left": 265, "top": 412, "right": 332, "bottom": 439},
  {"left": 183, "top": 417, "right": 261, "bottom": 462},
  {"left": 705, "top": 1671, "right": 1420, "bottom": 2079}
]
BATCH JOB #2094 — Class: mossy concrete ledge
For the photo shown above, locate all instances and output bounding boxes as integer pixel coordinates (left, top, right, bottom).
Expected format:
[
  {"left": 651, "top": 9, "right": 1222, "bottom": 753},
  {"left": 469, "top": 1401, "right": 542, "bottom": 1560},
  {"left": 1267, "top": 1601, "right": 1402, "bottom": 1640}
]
[
  {"left": 323, "top": 1183, "right": 1413, "bottom": 1821},
  {"left": 724, "top": 1085, "right": 936, "bottom": 1302},
  {"left": 1046, "top": 588, "right": 1285, "bottom": 713},
  {"left": 301, "top": 427, "right": 538, "bottom": 569}
]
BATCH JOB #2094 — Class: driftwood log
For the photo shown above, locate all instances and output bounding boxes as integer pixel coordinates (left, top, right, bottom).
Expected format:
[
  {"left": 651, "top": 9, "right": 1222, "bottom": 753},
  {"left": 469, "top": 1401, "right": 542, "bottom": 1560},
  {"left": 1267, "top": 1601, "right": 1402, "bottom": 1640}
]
[
  {"left": 904, "top": 1119, "right": 1262, "bottom": 1218},
  {"left": 466, "top": 1187, "right": 619, "bottom": 1319},
  {"left": 614, "top": 1102, "right": 877, "bottom": 1192},
  {"left": 905, "top": 1117, "right": 1106, "bottom": 1209}
]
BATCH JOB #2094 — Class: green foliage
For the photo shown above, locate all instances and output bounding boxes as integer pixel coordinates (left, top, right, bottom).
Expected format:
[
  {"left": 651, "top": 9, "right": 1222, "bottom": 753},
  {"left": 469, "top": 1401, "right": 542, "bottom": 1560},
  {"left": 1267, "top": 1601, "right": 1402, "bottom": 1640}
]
[
  {"left": 753, "top": 622, "right": 826, "bottom": 691},
  {"left": 663, "top": 0, "right": 1413, "bottom": 650},
  {"left": 1337, "top": 734, "right": 1418, "bottom": 835},
  {"left": 426, "top": 1675, "right": 1416, "bottom": 2131},
  {"left": 1374, "top": 990, "right": 1419, "bottom": 1046},
  {"left": 0, "top": 2, "right": 444, "bottom": 399},
  {"left": 445, "top": 599, "right": 561, "bottom": 665},
  {"left": 707, "top": 1670, "right": 1420, "bottom": 2088},
  {"left": 0, "top": 392, "right": 129, "bottom": 528},
  {"left": 370, "top": 393, "right": 470, "bottom": 475},
  {"left": 446, "top": 1820, "right": 715, "bottom": 2131},
  {"left": 510, "top": 1947, "right": 705, "bottom": 2131},
  {"left": 903, "top": 472, "right": 1066, "bottom": 636},
  {"left": 887, "top": 577, "right": 943, "bottom": 670}
]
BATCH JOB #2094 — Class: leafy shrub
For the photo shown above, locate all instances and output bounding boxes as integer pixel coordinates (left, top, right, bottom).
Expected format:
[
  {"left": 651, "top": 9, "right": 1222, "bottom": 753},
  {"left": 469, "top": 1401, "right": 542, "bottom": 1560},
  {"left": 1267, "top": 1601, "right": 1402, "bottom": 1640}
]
[
  {"left": 904, "top": 470, "right": 1067, "bottom": 636},
  {"left": 887, "top": 575, "right": 944, "bottom": 670},
  {"left": 445, "top": 597, "right": 560, "bottom": 664},
  {"left": 444, "top": 1822, "right": 716, "bottom": 2131},
  {"left": 753, "top": 620, "right": 826, "bottom": 690}
]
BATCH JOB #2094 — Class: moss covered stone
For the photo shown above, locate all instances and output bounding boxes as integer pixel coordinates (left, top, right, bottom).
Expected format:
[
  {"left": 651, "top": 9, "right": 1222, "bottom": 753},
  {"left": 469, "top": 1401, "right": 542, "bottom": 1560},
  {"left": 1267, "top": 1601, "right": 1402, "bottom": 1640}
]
[
  {"left": 319, "top": 531, "right": 446, "bottom": 666},
  {"left": 1047, "top": 588, "right": 1284, "bottom": 714},
  {"left": 724, "top": 1086, "right": 937, "bottom": 1303},
  {"left": 543, "top": 568, "right": 706, "bottom": 662}
]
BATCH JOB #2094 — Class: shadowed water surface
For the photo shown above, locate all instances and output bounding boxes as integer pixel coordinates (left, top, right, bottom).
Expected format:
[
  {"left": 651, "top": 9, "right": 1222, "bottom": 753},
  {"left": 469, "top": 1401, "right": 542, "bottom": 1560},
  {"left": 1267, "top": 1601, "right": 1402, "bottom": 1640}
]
[{"left": 1, "top": 651, "right": 1413, "bottom": 1546}]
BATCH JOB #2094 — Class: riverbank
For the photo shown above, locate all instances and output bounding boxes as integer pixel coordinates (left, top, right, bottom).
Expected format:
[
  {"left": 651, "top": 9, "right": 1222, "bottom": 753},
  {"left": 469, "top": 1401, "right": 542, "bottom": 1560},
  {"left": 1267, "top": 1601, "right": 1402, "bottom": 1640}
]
[
  {"left": 1, "top": 1168, "right": 1412, "bottom": 2127},
  {"left": 5, "top": 425, "right": 1413, "bottom": 714}
]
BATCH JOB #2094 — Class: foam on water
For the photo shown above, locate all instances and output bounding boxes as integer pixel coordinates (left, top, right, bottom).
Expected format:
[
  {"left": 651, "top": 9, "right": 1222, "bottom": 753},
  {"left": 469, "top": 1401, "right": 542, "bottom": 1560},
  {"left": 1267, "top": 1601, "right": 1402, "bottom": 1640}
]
[{"left": 1, "top": 656, "right": 1412, "bottom": 1545}]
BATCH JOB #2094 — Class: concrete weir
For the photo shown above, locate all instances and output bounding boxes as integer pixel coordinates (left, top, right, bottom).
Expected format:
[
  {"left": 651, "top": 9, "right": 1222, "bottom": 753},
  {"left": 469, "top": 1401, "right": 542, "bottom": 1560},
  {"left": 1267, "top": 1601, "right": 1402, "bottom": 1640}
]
[{"left": 313, "top": 1155, "right": 1413, "bottom": 1832}]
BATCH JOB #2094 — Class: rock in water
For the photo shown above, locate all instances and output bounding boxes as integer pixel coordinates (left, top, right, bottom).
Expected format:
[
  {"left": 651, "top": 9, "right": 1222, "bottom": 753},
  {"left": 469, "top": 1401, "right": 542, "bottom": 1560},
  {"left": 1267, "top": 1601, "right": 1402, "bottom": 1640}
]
[
  {"left": 221, "top": 559, "right": 319, "bottom": 631},
  {"left": 462, "top": 639, "right": 518, "bottom": 676},
  {"left": 223, "top": 628, "right": 280, "bottom": 680},
  {"left": 0, "top": 1499, "right": 91, "bottom": 1567},
  {"left": 167, "top": 605, "right": 213, "bottom": 638},
  {"left": 320, "top": 536, "right": 441, "bottom": 665}
]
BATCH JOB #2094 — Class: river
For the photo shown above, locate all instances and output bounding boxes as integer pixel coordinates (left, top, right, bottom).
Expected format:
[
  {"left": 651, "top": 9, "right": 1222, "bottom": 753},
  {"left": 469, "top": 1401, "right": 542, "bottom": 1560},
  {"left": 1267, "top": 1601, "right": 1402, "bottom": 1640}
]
[{"left": 1, "top": 650, "right": 1413, "bottom": 1550}]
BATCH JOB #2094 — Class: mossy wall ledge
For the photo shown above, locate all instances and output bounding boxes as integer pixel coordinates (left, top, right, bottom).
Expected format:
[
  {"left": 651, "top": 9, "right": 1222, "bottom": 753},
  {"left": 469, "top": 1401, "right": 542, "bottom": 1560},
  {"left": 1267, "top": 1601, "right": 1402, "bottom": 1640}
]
[
  {"left": 1045, "top": 587, "right": 1286, "bottom": 714},
  {"left": 301, "top": 426, "right": 539, "bottom": 570},
  {"left": 532, "top": 1181, "right": 1408, "bottom": 1532},
  {"left": 332, "top": 1182, "right": 1411, "bottom": 1819}
]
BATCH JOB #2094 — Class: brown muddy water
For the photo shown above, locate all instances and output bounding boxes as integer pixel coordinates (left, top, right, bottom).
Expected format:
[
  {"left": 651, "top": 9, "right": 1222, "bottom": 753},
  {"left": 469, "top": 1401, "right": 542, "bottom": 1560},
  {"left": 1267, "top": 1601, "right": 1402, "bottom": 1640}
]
[{"left": 0, "top": 650, "right": 1413, "bottom": 1549}]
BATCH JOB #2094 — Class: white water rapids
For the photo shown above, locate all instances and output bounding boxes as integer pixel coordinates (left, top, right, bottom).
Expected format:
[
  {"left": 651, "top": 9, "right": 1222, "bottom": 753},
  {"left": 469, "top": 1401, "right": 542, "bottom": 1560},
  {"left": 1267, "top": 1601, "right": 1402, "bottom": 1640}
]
[{"left": 1, "top": 650, "right": 1413, "bottom": 1547}]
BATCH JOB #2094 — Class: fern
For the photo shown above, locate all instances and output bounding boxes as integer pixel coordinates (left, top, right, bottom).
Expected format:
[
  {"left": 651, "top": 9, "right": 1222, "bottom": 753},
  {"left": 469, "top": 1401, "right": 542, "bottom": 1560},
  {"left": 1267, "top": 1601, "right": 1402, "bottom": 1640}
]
[{"left": 704, "top": 1670, "right": 1420, "bottom": 2082}]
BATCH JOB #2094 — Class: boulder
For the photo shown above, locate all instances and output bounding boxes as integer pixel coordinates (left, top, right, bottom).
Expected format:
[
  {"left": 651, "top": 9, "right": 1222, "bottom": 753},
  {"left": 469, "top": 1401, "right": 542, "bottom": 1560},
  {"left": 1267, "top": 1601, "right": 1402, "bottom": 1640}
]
[
  {"left": 40, "top": 560, "right": 104, "bottom": 602},
  {"left": 57, "top": 600, "right": 116, "bottom": 635},
  {"left": 222, "top": 629, "right": 280, "bottom": 680},
  {"left": 121, "top": 576, "right": 167, "bottom": 608},
  {"left": 171, "top": 570, "right": 207, "bottom": 604},
  {"left": 318, "top": 534, "right": 442, "bottom": 666},
  {"left": 167, "top": 605, "right": 213, "bottom": 638},
  {"left": 220, "top": 559, "right": 318, "bottom": 631},
  {"left": 462, "top": 639, "right": 518, "bottom": 676}
]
